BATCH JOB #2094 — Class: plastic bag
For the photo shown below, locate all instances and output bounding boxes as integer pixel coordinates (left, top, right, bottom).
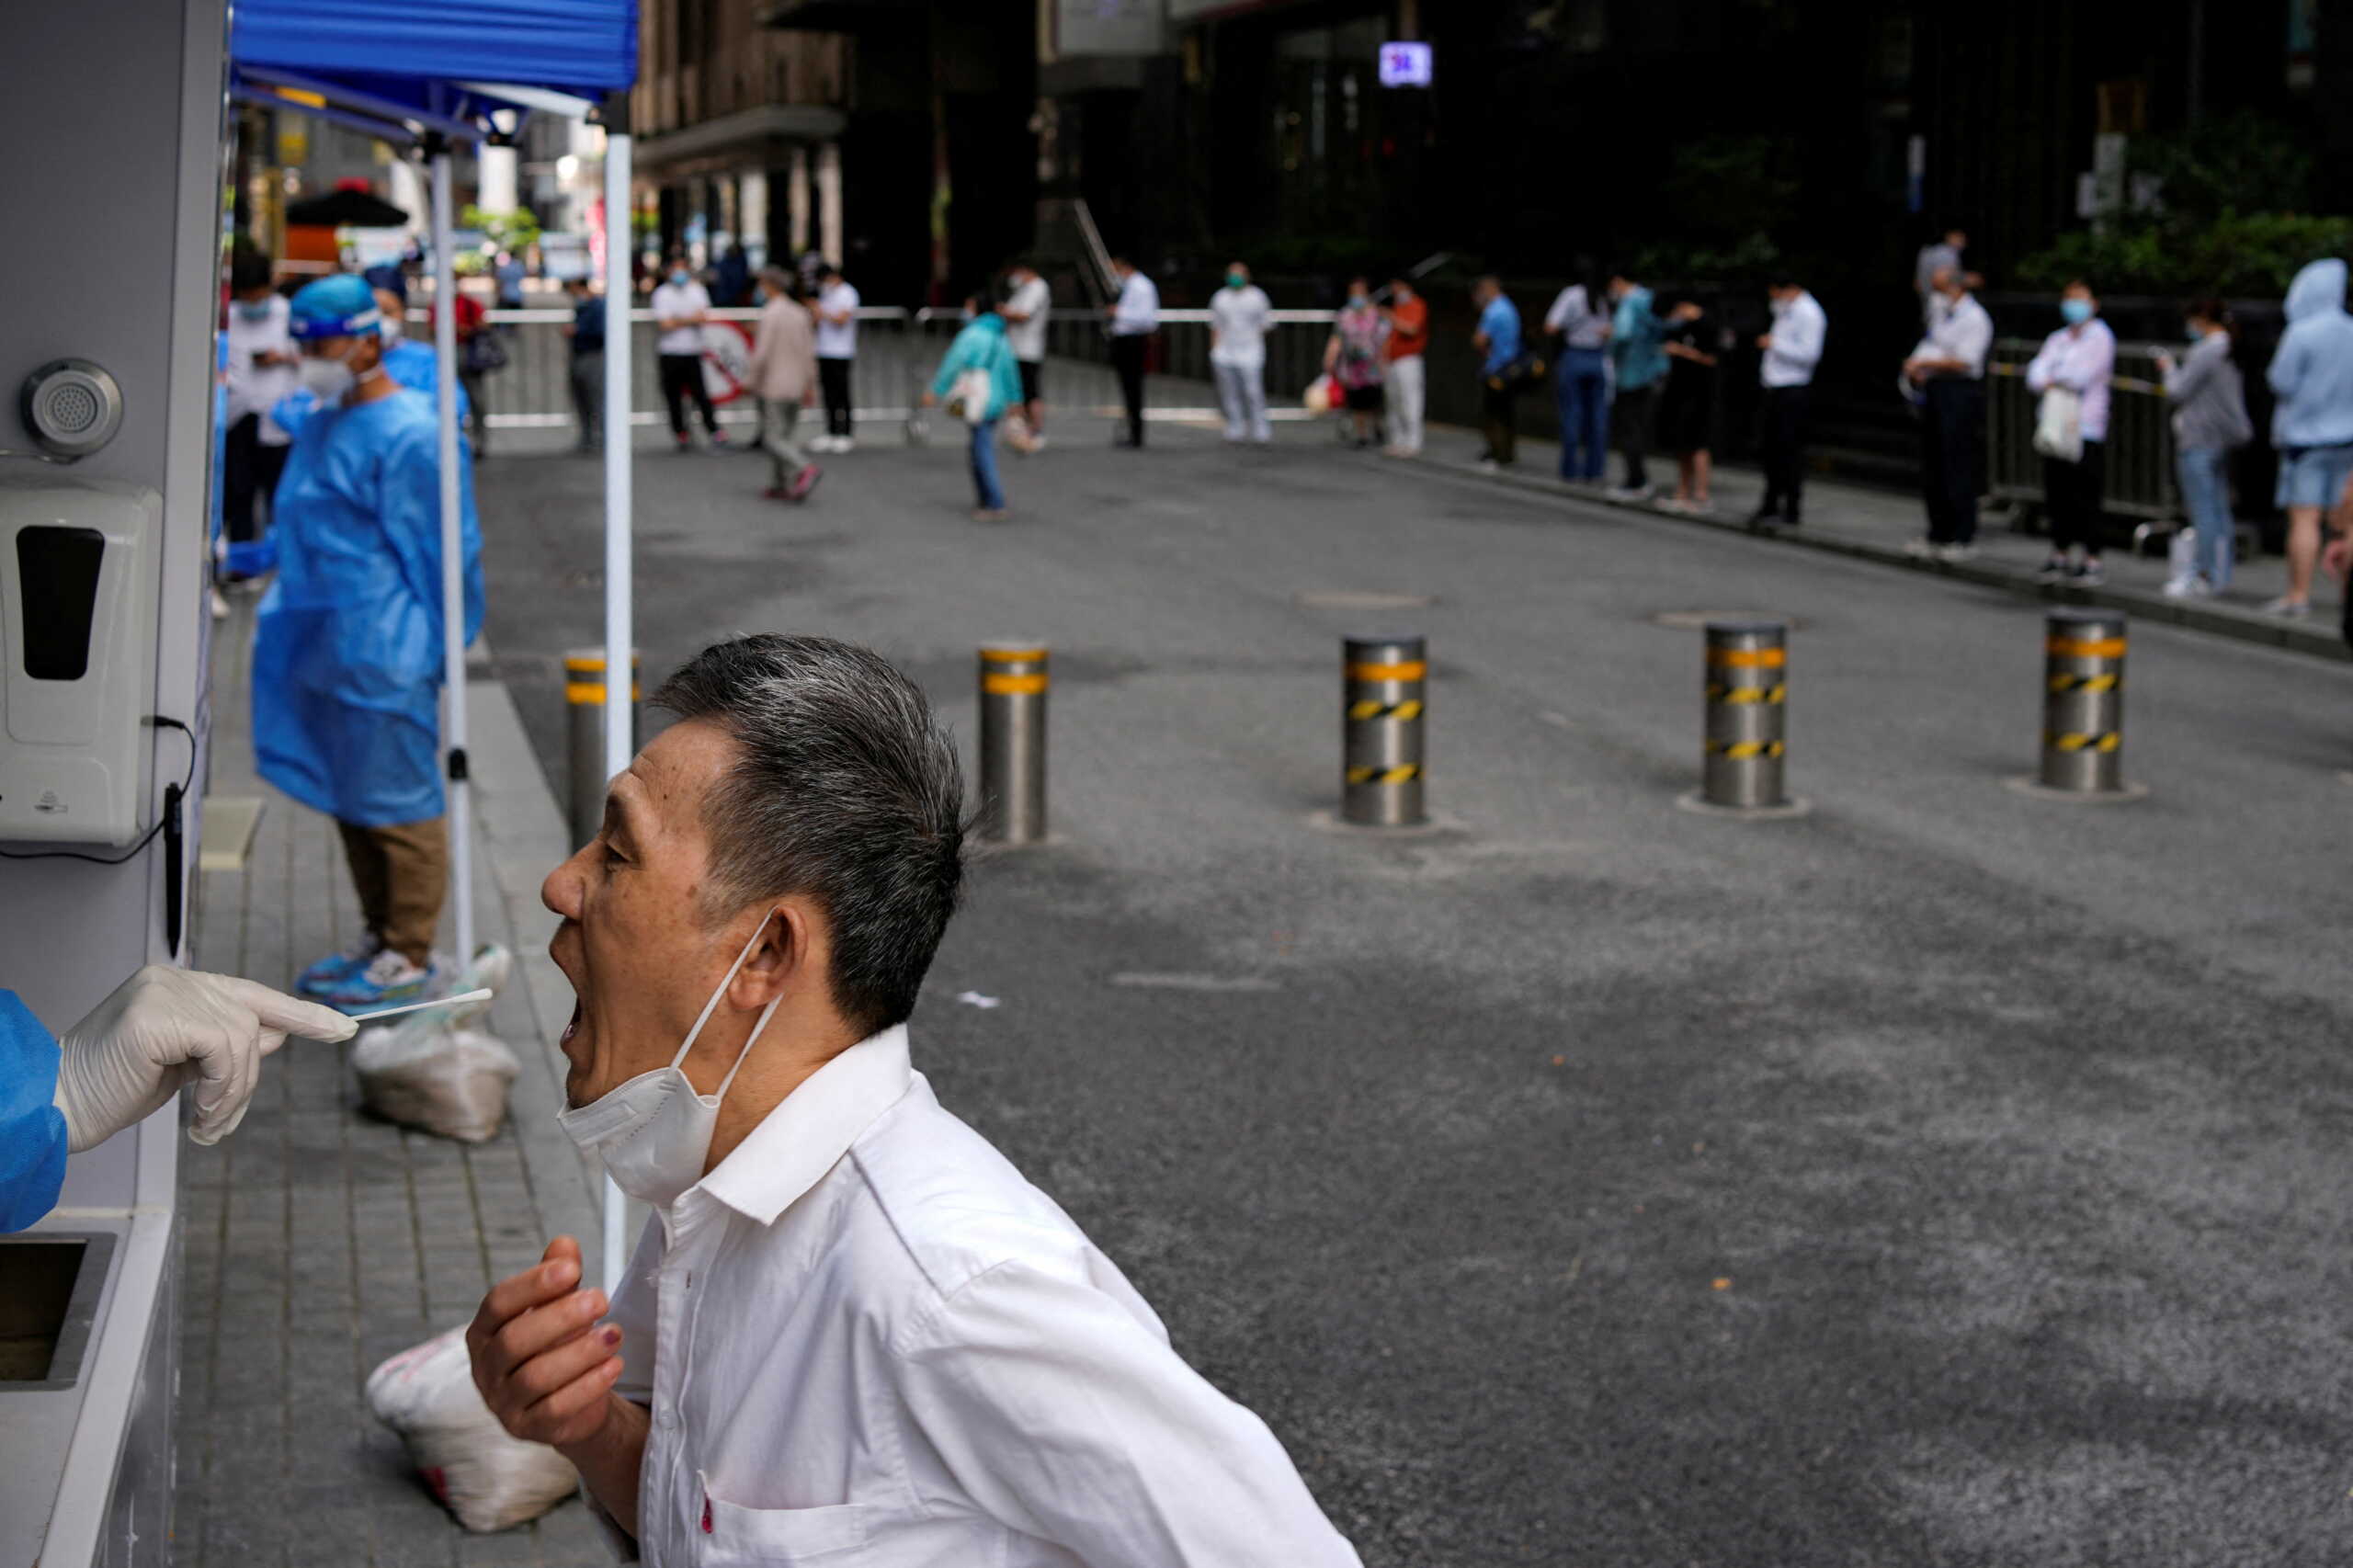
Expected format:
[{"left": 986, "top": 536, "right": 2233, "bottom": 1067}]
[
  {"left": 1302, "top": 374, "right": 1337, "bottom": 414},
  {"left": 2033, "top": 385, "right": 2083, "bottom": 462},
  {"left": 366, "top": 1328, "right": 579, "bottom": 1533},
  {"left": 353, "top": 945, "right": 517, "bottom": 1142}
]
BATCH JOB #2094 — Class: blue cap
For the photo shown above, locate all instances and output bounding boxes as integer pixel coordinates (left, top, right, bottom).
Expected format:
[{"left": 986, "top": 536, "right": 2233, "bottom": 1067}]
[
  {"left": 288, "top": 274, "right": 382, "bottom": 340},
  {"left": 362, "top": 263, "right": 407, "bottom": 301}
]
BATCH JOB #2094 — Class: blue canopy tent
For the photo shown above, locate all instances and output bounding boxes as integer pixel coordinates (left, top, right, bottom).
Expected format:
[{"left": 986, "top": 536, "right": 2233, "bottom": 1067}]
[{"left": 232, "top": 1, "right": 640, "bottom": 1289}]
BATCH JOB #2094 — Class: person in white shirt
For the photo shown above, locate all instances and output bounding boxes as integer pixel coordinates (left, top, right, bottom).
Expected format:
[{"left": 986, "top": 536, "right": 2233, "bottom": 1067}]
[
  {"left": 1913, "top": 226, "right": 1966, "bottom": 325},
  {"left": 1000, "top": 260, "right": 1052, "bottom": 451},
  {"left": 222, "top": 245, "right": 298, "bottom": 563},
  {"left": 651, "top": 249, "right": 725, "bottom": 451},
  {"left": 2024, "top": 279, "right": 2120, "bottom": 584},
  {"left": 1104, "top": 255, "right": 1159, "bottom": 448},
  {"left": 1751, "top": 278, "right": 1826, "bottom": 529},
  {"left": 466, "top": 633, "right": 1362, "bottom": 1568},
  {"left": 812, "top": 265, "right": 862, "bottom": 452},
  {"left": 1902, "top": 266, "right": 1995, "bottom": 561},
  {"left": 1208, "top": 259, "right": 1273, "bottom": 444}
]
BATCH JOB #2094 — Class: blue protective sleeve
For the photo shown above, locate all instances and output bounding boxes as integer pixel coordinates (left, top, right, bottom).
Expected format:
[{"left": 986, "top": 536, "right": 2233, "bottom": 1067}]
[{"left": 0, "top": 993, "right": 68, "bottom": 1233}]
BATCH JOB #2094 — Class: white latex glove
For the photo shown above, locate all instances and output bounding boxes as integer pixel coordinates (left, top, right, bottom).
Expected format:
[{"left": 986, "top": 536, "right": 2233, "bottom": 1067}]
[{"left": 52, "top": 966, "right": 357, "bottom": 1151}]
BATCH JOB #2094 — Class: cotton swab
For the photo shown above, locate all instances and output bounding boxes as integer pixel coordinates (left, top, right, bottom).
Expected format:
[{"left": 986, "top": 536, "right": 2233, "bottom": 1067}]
[{"left": 346, "top": 987, "right": 494, "bottom": 1023}]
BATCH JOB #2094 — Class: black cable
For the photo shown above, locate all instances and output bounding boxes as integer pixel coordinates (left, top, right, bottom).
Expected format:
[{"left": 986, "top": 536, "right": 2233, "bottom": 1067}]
[{"left": 0, "top": 716, "right": 197, "bottom": 864}]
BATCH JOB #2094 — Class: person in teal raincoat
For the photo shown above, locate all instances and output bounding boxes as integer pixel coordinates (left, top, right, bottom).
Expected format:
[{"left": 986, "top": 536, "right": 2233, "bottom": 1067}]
[
  {"left": 921, "top": 292, "right": 1026, "bottom": 519},
  {"left": 253, "top": 274, "right": 483, "bottom": 1011}
]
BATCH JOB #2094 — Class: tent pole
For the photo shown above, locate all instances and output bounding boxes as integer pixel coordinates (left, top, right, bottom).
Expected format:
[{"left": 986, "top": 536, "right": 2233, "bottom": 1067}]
[
  {"left": 599, "top": 95, "right": 635, "bottom": 1296},
  {"left": 430, "top": 142, "right": 476, "bottom": 976}
]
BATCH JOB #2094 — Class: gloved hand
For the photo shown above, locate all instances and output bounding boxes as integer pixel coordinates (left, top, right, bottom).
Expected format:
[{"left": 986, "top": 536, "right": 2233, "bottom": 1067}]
[{"left": 52, "top": 967, "right": 357, "bottom": 1151}]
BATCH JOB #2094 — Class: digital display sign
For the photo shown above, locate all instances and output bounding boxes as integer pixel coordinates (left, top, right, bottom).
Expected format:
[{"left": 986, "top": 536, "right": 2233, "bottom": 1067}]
[{"left": 1378, "top": 41, "right": 1433, "bottom": 88}]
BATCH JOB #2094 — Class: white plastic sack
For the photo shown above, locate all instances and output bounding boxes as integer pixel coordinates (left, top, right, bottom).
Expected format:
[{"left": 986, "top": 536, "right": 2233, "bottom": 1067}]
[
  {"left": 353, "top": 945, "right": 517, "bottom": 1142},
  {"left": 2033, "top": 385, "right": 2084, "bottom": 462},
  {"left": 366, "top": 1327, "right": 579, "bottom": 1533}
]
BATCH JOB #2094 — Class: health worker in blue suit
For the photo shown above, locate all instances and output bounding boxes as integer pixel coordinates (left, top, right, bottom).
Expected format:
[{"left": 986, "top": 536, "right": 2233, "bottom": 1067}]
[
  {"left": 253, "top": 274, "right": 485, "bottom": 1014},
  {"left": 2, "top": 970, "right": 350, "bottom": 1232}
]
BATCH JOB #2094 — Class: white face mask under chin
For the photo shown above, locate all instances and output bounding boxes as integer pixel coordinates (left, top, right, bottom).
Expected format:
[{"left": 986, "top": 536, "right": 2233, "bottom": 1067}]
[{"left": 556, "top": 913, "right": 783, "bottom": 1211}]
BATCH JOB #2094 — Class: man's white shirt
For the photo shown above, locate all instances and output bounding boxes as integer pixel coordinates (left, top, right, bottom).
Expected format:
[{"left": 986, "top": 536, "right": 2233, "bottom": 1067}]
[
  {"left": 1110, "top": 271, "right": 1159, "bottom": 336},
  {"left": 1908, "top": 293, "right": 1993, "bottom": 378},
  {"left": 224, "top": 294, "right": 298, "bottom": 441},
  {"left": 815, "top": 280, "right": 861, "bottom": 358},
  {"left": 1004, "top": 277, "right": 1051, "bottom": 362},
  {"left": 595, "top": 1025, "right": 1360, "bottom": 1567},
  {"left": 1208, "top": 284, "right": 1272, "bottom": 369},
  {"left": 1761, "top": 290, "right": 1827, "bottom": 388},
  {"left": 652, "top": 280, "right": 711, "bottom": 357}
]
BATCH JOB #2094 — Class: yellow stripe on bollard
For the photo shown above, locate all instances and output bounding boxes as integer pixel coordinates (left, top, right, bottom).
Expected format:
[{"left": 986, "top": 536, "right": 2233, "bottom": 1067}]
[
  {"left": 1346, "top": 659, "right": 1427, "bottom": 681},
  {"left": 2046, "top": 635, "right": 2128, "bottom": 658},
  {"left": 566, "top": 681, "right": 641, "bottom": 705},
  {"left": 982, "top": 672, "right": 1050, "bottom": 696}
]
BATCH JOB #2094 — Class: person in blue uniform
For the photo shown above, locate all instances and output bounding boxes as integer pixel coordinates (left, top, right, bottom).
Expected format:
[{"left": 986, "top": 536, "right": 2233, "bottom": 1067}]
[
  {"left": 254, "top": 274, "right": 484, "bottom": 1012},
  {"left": 270, "top": 275, "right": 471, "bottom": 442},
  {"left": 2, "top": 969, "right": 350, "bottom": 1232}
]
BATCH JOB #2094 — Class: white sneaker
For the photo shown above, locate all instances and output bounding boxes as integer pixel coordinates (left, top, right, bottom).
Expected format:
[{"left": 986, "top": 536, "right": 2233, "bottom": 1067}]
[
  {"left": 1476, "top": 458, "right": 1500, "bottom": 473},
  {"left": 1903, "top": 538, "right": 1936, "bottom": 559},
  {"left": 1935, "top": 543, "right": 1977, "bottom": 563},
  {"left": 835, "top": 437, "right": 857, "bottom": 453},
  {"left": 2259, "top": 596, "right": 2312, "bottom": 619},
  {"left": 2161, "top": 574, "right": 2197, "bottom": 599},
  {"left": 1606, "top": 484, "right": 1654, "bottom": 502}
]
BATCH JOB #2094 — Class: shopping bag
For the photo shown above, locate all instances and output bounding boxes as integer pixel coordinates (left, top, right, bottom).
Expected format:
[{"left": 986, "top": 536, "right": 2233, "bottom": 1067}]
[
  {"left": 2033, "top": 386, "right": 2083, "bottom": 462},
  {"left": 367, "top": 1328, "right": 579, "bottom": 1532},
  {"left": 947, "top": 368, "right": 993, "bottom": 426}
]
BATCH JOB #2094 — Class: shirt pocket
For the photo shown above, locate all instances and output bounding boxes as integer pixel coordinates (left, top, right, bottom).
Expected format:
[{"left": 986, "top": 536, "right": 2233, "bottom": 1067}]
[{"left": 695, "top": 1472, "right": 871, "bottom": 1564}]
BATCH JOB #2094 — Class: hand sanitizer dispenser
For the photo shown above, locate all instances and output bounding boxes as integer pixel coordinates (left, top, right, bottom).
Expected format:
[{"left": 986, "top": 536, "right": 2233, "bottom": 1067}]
[{"left": 0, "top": 477, "right": 161, "bottom": 844}]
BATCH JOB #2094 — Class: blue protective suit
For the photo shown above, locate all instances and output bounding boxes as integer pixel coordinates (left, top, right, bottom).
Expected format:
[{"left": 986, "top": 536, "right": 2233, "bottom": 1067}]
[
  {"left": 0, "top": 994, "right": 67, "bottom": 1233},
  {"left": 253, "top": 388, "right": 484, "bottom": 825},
  {"left": 270, "top": 341, "right": 471, "bottom": 443}
]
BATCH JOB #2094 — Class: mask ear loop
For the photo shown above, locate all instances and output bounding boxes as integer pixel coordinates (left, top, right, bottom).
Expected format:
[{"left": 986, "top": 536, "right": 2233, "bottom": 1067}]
[{"left": 669, "top": 911, "right": 774, "bottom": 1072}]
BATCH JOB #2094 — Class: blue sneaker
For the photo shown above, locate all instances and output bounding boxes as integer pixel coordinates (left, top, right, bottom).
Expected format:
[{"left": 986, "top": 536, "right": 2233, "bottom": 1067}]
[
  {"left": 318, "top": 949, "right": 430, "bottom": 1013},
  {"left": 296, "top": 936, "right": 381, "bottom": 999}
]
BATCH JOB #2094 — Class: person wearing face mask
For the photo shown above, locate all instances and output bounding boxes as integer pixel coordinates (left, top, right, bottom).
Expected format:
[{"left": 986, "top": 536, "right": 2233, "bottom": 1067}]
[
  {"left": 1379, "top": 274, "right": 1429, "bottom": 457},
  {"left": 2024, "top": 279, "right": 2119, "bottom": 584},
  {"left": 463, "top": 634, "right": 1364, "bottom": 1568},
  {"left": 1322, "top": 276, "right": 1389, "bottom": 449},
  {"left": 653, "top": 248, "right": 726, "bottom": 453},
  {"left": 221, "top": 244, "right": 297, "bottom": 570},
  {"left": 1604, "top": 273, "right": 1668, "bottom": 500},
  {"left": 999, "top": 259, "right": 1052, "bottom": 452},
  {"left": 1900, "top": 265, "right": 1994, "bottom": 562},
  {"left": 1751, "top": 277, "right": 1826, "bottom": 529},
  {"left": 2154, "top": 298, "right": 2253, "bottom": 597},
  {"left": 254, "top": 273, "right": 485, "bottom": 1012},
  {"left": 1209, "top": 260, "right": 1274, "bottom": 445},
  {"left": 743, "top": 267, "right": 822, "bottom": 503},
  {"left": 812, "top": 263, "right": 863, "bottom": 452},
  {"left": 2260, "top": 258, "right": 2353, "bottom": 617}
]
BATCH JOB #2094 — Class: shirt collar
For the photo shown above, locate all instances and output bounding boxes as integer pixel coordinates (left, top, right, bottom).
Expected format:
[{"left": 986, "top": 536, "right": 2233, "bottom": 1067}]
[{"left": 696, "top": 1025, "right": 914, "bottom": 1226}]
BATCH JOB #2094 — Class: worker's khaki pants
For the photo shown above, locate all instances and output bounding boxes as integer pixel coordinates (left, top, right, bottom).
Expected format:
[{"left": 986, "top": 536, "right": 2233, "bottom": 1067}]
[{"left": 336, "top": 817, "right": 448, "bottom": 965}]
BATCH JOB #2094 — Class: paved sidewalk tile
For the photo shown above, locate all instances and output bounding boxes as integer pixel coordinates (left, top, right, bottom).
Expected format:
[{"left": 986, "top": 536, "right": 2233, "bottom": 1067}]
[{"left": 181, "top": 601, "right": 607, "bottom": 1568}]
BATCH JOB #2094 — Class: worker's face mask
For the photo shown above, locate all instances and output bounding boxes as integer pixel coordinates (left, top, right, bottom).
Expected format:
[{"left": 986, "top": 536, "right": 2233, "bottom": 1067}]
[
  {"left": 299, "top": 345, "right": 361, "bottom": 401},
  {"left": 380, "top": 314, "right": 404, "bottom": 345},
  {"left": 670, "top": 267, "right": 689, "bottom": 285},
  {"left": 2061, "top": 298, "right": 2094, "bottom": 325},
  {"left": 1226, "top": 272, "right": 1245, "bottom": 290},
  {"left": 556, "top": 911, "right": 781, "bottom": 1210},
  {"left": 236, "top": 298, "right": 274, "bottom": 321}
]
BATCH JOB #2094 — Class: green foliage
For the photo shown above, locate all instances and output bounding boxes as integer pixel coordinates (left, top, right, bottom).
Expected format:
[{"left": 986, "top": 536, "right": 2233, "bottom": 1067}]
[
  {"left": 460, "top": 203, "right": 542, "bottom": 258},
  {"left": 2018, "top": 114, "right": 2344, "bottom": 296}
]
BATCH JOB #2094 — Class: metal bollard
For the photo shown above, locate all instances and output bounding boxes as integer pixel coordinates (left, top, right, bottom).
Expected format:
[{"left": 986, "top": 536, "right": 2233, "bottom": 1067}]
[
  {"left": 1702, "top": 620, "right": 1789, "bottom": 809},
  {"left": 565, "top": 648, "right": 640, "bottom": 849},
  {"left": 1342, "top": 634, "right": 1427, "bottom": 826},
  {"left": 978, "top": 642, "right": 1048, "bottom": 843},
  {"left": 2040, "top": 609, "right": 2127, "bottom": 793}
]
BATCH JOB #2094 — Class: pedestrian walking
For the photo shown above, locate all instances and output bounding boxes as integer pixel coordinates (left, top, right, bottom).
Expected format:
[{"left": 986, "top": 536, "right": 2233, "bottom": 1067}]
[
  {"left": 745, "top": 267, "right": 824, "bottom": 504},
  {"left": 561, "top": 276, "right": 606, "bottom": 452},
  {"left": 1607, "top": 274, "right": 1666, "bottom": 498},
  {"left": 258, "top": 275, "right": 483, "bottom": 1011},
  {"left": 2025, "top": 279, "right": 2119, "bottom": 584},
  {"left": 2154, "top": 297, "right": 2253, "bottom": 597},
  {"left": 1001, "top": 259, "right": 1052, "bottom": 451},
  {"left": 1106, "top": 254, "right": 1159, "bottom": 448},
  {"left": 1324, "top": 277, "right": 1388, "bottom": 449},
  {"left": 222, "top": 244, "right": 297, "bottom": 566},
  {"left": 1209, "top": 260, "right": 1273, "bottom": 444},
  {"left": 1472, "top": 275, "right": 1527, "bottom": 471},
  {"left": 922, "top": 290, "right": 1025, "bottom": 520},
  {"left": 813, "top": 264, "right": 862, "bottom": 451},
  {"left": 1900, "top": 265, "right": 1993, "bottom": 561},
  {"left": 1542, "top": 270, "right": 1610, "bottom": 483},
  {"left": 1380, "top": 274, "right": 1429, "bottom": 456},
  {"left": 1751, "top": 277, "right": 1826, "bottom": 528},
  {"left": 2260, "top": 258, "right": 2353, "bottom": 617},
  {"left": 1656, "top": 299, "right": 1721, "bottom": 513},
  {"left": 654, "top": 249, "right": 726, "bottom": 451},
  {"left": 1914, "top": 226, "right": 1966, "bottom": 325}
]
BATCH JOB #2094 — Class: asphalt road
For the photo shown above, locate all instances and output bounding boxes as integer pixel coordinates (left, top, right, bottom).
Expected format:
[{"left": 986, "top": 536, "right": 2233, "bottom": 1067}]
[{"left": 476, "top": 419, "right": 2353, "bottom": 1567}]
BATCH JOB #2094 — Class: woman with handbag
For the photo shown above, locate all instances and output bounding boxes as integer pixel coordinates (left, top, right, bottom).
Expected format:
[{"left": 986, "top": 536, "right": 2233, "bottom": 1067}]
[
  {"left": 922, "top": 291, "right": 1027, "bottom": 520},
  {"left": 2025, "top": 279, "right": 2118, "bottom": 584}
]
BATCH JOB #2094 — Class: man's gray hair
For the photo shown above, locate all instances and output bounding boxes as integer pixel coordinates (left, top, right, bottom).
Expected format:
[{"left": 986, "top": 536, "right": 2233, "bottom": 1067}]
[{"left": 654, "top": 635, "right": 966, "bottom": 1036}]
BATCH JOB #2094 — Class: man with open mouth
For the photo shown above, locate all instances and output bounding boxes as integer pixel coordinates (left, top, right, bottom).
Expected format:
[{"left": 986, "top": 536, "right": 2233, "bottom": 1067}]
[{"left": 464, "top": 633, "right": 1359, "bottom": 1566}]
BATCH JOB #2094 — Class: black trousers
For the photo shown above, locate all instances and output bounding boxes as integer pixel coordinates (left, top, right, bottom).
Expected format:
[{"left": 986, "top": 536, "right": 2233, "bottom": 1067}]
[
  {"left": 1758, "top": 385, "right": 1810, "bottom": 519},
  {"left": 1614, "top": 383, "right": 1658, "bottom": 489},
  {"left": 1919, "top": 378, "right": 1985, "bottom": 544},
  {"left": 659, "top": 352, "right": 718, "bottom": 437},
  {"left": 222, "top": 413, "right": 289, "bottom": 547},
  {"left": 2043, "top": 441, "right": 2108, "bottom": 555},
  {"left": 1110, "top": 334, "right": 1149, "bottom": 445},
  {"left": 1482, "top": 381, "right": 1519, "bottom": 464},
  {"left": 818, "top": 357, "right": 853, "bottom": 438}
]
